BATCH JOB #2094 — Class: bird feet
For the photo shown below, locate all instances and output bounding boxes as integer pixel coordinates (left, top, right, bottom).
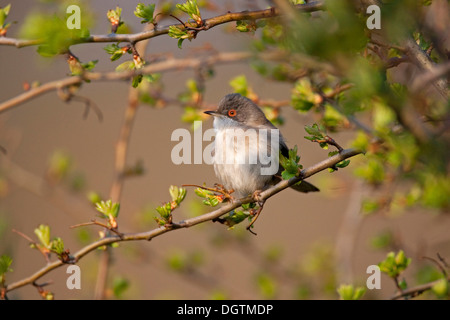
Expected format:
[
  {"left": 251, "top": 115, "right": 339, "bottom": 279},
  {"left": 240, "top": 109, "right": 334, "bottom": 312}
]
[
  {"left": 246, "top": 190, "right": 266, "bottom": 235},
  {"left": 213, "top": 183, "right": 235, "bottom": 203}
]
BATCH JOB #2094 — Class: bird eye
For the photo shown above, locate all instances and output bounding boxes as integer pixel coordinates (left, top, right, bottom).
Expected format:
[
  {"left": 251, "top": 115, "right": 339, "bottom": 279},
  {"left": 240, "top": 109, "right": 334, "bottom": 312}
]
[{"left": 228, "top": 109, "right": 236, "bottom": 117}]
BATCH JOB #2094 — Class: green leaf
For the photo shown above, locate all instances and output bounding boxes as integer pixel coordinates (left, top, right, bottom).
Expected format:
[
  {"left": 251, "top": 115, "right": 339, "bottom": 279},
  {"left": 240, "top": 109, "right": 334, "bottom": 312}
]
[
  {"left": 361, "top": 199, "right": 380, "bottom": 215},
  {"left": 256, "top": 273, "right": 277, "bottom": 299},
  {"left": 50, "top": 237, "right": 65, "bottom": 255},
  {"left": 176, "top": 0, "right": 202, "bottom": 24},
  {"left": 337, "top": 284, "right": 366, "bottom": 300},
  {"left": 304, "top": 123, "right": 325, "bottom": 138},
  {"left": 432, "top": 278, "right": 449, "bottom": 298},
  {"left": 169, "top": 185, "right": 187, "bottom": 204},
  {"left": 48, "top": 150, "right": 72, "bottom": 181},
  {"left": 336, "top": 159, "right": 350, "bottom": 168},
  {"left": 378, "top": 250, "right": 411, "bottom": 278},
  {"left": 20, "top": 10, "right": 92, "bottom": 57},
  {"left": 104, "top": 43, "right": 121, "bottom": 54},
  {"left": 235, "top": 20, "right": 257, "bottom": 32},
  {"left": 87, "top": 191, "right": 102, "bottom": 205},
  {"left": 167, "top": 251, "right": 187, "bottom": 272},
  {"left": 112, "top": 276, "right": 129, "bottom": 299},
  {"left": 0, "top": 254, "right": 13, "bottom": 275},
  {"left": 34, "top": 224, "right": 51, "bottom": 249},
  {"left": 328, "top": 151, "right": 339, "bottom": 157},
  {"left": 229, "top": 75, "right": 249, "bottom": 97},
  {"left": 81, "top": 60, "right": 98, "bottom": 71},
  {"left": 132, "top": 75, "right": 143, "bottom": 88},
  {"left": 221, "top": 210, "right": 250, "bottom": 228},
  {"left": 0, "top": 4, "right": 11, "bottom": 27},
  {"left": 95, "top": 200, "right": 120, "bottom": 218},
  {"left": 104, "top": 44, "right": 129, "bottom": 61},
  {"left": 115, "top": 60, "right": 135, "bottom": 72},
  {"left": 134, "top": 3, "right": 156, "bottom": 24},
  {"left": 291, "top": 79, "right": 321, "bottom": 112},
  {"left": 194, "top": 187, "right": 223, "bottom": 207},
  {"left": 280, "top": 145, "right": 302, "bottom": 180}
]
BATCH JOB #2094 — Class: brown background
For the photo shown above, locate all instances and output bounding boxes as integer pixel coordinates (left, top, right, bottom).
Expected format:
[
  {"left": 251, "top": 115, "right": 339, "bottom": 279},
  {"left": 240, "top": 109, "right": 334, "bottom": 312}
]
[{"left": 1, "top": 0, "right": 449, "bottom": 299}]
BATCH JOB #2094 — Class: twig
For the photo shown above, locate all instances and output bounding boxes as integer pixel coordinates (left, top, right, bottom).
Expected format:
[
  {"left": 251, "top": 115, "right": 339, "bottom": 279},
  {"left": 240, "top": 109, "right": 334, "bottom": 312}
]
[
  {"left": 311, "top": 135, "right": 344, "bottom": 152},
  {"left": 404, "top": 38, "right": 449, "bottom": 99},
  {"left": 391, "top": 276, "right": 450, "bottom": 300},
  {"left": 422, "top": 255, "right": 448, "bottom": 279},
  {"left": 12, "top": 229, "right": 50, "bottom": 263},
  {"left": 0, "top": 51, "right": 254, "bottom": 114},
  {"left": 0, "top": 2, "right": 325, "bottom": 48},
  {"left": 70, "top": 219, "right": 124, "bottom": 239},
  {"left": 4, "top": 147, "right": 363, "bottom": 294}
]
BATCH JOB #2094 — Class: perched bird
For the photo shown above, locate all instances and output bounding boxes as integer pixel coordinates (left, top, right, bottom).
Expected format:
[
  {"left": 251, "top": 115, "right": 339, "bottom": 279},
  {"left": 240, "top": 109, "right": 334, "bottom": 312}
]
[{"left": 204, "top": 93, "right": 319, "bottom": 199}]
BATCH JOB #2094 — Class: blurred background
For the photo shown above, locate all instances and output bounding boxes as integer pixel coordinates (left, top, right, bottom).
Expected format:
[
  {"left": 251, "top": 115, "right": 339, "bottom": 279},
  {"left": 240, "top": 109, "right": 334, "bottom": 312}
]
[{"left": 0, "top": 0, "right": 449, "bottom": 300}]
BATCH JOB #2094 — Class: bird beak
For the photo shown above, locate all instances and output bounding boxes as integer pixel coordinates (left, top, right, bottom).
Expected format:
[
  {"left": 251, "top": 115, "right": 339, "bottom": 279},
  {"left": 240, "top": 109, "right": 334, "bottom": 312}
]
[{"left": 204, "top": 110, "right": 219, "bottom": 116}]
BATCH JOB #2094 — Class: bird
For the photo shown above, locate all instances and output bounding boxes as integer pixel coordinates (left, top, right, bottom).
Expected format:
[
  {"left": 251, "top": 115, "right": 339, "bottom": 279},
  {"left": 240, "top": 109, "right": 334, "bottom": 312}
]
[{"left": 204, "top": 93, "right": 319, "bottom": 200}]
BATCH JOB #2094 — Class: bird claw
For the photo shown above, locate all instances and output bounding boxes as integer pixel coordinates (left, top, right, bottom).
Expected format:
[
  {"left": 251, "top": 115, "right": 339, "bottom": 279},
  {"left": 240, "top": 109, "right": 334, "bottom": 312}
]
[
  {"left": 213, "top": 183, "right": 235, "bottom": 202},
  {"left": 252, "top": 190, "right": 265, "bottom": 207},
  {"left": 246, "top": 190, "right": 266, "bottom": 235}
]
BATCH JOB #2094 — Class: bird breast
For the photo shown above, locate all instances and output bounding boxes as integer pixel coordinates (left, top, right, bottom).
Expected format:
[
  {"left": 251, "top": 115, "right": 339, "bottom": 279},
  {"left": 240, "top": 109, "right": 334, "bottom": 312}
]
[{"left": 212, "top": 125, "right": 276, "bottom": 197}]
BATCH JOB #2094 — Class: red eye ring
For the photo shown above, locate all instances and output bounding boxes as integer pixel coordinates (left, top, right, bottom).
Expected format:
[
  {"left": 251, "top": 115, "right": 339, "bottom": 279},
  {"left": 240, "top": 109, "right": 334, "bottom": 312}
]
[{"left": 228, "top": 109, "right": 237, "bottom": 117}]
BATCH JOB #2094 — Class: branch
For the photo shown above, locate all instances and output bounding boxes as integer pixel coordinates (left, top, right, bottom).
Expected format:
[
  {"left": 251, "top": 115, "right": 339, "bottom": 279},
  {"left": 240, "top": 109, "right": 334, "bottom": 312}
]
[
  {"left": 0, "top": 51, "right": 253, "bottom": 114},
  {"left": 4, "top": 147, "right": 363, "bottom": 294},
  {"left": 404, "top": 38, "right": 449, "bottom": 99},
  {"left": 0, "top": 2, "right": 325, "bottom": 48},
  {"left": 391, "top": 276, "right": 450, "bottom": 300}
]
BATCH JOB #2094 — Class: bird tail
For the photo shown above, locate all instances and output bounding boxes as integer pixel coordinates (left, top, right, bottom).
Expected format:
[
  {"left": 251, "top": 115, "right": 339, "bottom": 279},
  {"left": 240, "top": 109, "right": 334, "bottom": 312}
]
[{"left": 290, "top": 180, "right": 320, "bottom": 193}]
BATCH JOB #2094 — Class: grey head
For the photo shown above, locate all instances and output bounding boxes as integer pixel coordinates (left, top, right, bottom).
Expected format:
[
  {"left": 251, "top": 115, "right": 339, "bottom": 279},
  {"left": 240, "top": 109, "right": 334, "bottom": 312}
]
[{"left": 204, "top": 93, "right": 273, "bottom": 129}]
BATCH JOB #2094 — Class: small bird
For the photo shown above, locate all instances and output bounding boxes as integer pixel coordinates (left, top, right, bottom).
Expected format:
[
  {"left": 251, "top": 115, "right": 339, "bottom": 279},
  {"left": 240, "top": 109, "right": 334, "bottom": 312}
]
[{"left": 204, "top": 93, "right": 319, "bottom": 199}]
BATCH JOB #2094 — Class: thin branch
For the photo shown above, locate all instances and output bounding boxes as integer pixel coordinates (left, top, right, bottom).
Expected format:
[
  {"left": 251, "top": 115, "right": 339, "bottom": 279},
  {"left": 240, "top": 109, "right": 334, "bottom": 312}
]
[
  {"left": 70, "top": 219, "right": 123, "bottom": 238},
  {"left": 404, "top": 37, "right": 449, "bottom": 99},
  {"left": 0, "top": 2, "right": 325, "bottom": 48},
  {"left": 4, "top": 147, "right": 362, "bottom": 294},
  {"left": 391, "top": 276, "right": 450, "bottom": 300},
  {"left": 0, "top": 51, "right": 253, "bottom": 114}
]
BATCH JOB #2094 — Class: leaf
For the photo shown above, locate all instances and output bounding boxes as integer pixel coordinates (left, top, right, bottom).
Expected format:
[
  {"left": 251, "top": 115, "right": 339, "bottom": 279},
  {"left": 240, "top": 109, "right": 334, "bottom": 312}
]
[
  {"left": 291, "top": 79, "right": 321, "bottom": 112},
  {"left": 81, "top": 60, "right": 98, "bottom": 71},
  {"left": 378, "top": 250, "right": 411, "bottom": 278},
  {"left": 337, "top": 284, "right": 366, "bottom": 300},
  {"left": 0, "top": 4, "right": 11, "bottom": 27},
  {"left": 328, "top": 151, "right": 339, "bottom": 157},
  {"left": 229, "top": 75, "right": 249, "bottom": 97},
  {"left": 104, "top": 44, "right": 129, "bottom": 61},
  {"left": 20, "top": 11, "right": 92, "bottom": 57},
  {"left": 112, "top": 276, "right": 129, "bottom": 299},
  {"left": 95, "top": 200, "right": 120, "bottom": 218},
  {"left": 177, "top": 38, "right": 185, "bottom": 49},
  {"left": 236, "top": 20, "right": 257, "bottom": 32},
  {"left": 335, "top": 159, "right": 350, "bottom": 168},
  {"left": 132, "top": 75, "right": 143, "bottom": 88},
  {"left": 169, "top": 186, "right": 187, "bottom": 204},
  {"left": 280, "top": 145, "right": 302, "bottom": 180},
  {"left": 134, "top": 3, "right": 156, "bottom": 24},
  {"left": 176, "top": 0, "right": 202, "bottom": 24},
  {"left": 34, "top": 224, "right": 51, "bottom": 249},
  {"left": 0, "top": 254, "right": 13, "bottom": 275},
  {"left": 115, "top": 60, "right": 135, "bottom": 72},
  {"left": 432, "top": 278, "right": 449, "bottom": 298},
  {"left": 104, "top": 43, "right": 121, "bottom": 54},
  {"left": 50, "top": 237, "right": 65, "bottom": 255}
]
